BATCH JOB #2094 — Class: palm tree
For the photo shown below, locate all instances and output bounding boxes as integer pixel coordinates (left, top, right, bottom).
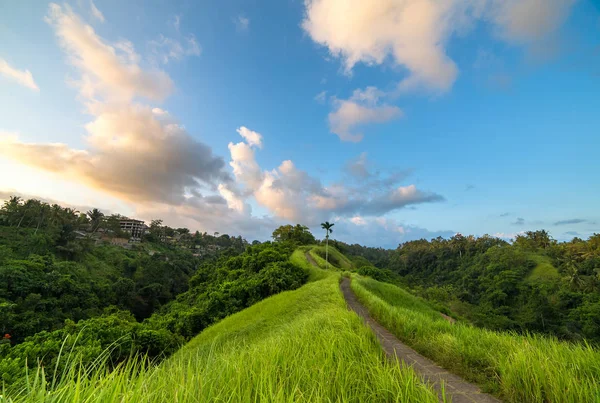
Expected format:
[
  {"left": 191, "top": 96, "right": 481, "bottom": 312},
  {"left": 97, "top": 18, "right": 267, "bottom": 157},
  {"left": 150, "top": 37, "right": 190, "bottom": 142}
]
[
  {"left": 321, "top": 221, "right": 334, "bottom": 269},
  {"left": 2, "top": 196, "right": 21, "bottom": 226},
  {"left": 87, "top": 208, "right": 105, "bottom": 233}
]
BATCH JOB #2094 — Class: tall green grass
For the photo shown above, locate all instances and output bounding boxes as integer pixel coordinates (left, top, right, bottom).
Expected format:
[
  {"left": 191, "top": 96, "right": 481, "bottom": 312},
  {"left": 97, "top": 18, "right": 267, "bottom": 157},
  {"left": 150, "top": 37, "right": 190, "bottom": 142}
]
[
  {"left": 289, "top": 247, "right": 329, "bottom": 281},
  {"left": 352, "top": 276, "right": 600, "bottom": 402},
  {"left": 5, "top": 272, "right": 440, "bottom": 402},
  {"left": 309, "top": 245, "right": 353, "bottom": 270}
]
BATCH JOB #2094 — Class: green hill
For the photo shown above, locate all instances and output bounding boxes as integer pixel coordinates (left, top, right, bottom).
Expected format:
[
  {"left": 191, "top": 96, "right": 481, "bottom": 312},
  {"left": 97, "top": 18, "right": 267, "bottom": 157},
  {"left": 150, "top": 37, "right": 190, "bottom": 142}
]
[
  {"left": 350, "top": 274, "right": 600, "bottom": 402},
  {"left": 8, "top": 252, "right": 439, "bottom": 402},
  {"left": 526, "top": 253, "right": 560, "bottom": 282},
  {"left": 4, "top": 240, "right": 600, "bottom": 403}
]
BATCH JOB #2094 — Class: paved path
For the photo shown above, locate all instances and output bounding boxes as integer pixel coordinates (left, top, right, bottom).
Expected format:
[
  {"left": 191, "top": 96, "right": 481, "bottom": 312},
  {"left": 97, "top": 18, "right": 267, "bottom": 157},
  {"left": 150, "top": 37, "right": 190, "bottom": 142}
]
[{"left": 340, "top": 277, "right": 501, "bottom": 403}]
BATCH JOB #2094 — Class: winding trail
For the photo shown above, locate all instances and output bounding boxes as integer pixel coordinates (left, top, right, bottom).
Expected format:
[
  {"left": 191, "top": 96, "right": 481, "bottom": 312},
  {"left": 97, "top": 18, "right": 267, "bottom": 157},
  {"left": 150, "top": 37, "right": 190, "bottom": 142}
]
[
  {"left": 305, "top": 251, "right": 319, "bottom": 268},
  {"left": 340, "top": 277, "right": 501, "bottom": 403}
]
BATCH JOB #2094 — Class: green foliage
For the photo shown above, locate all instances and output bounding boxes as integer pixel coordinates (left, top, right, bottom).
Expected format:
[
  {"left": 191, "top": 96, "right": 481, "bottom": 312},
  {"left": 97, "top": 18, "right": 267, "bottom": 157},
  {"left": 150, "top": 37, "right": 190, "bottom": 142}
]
[
  {"left": 0, "top": 311, "right": 182, "bottom": 388},
  {"left": 388, "top": 232, "right": 600, "bottom": 343},
  {"left": 352, "top": 276, "right": 600, "bottom": 402},
  {"left": 145, "top": 242, "right": 308, "bottom": 339},
  {"left": 0, "top": 197, "right": 310, "bottom": 392},
  {"left": 356, "top": 265, "right": 401, "bottom": 284},
  {"left": 271, "top": 224, "right": 316, "bottom": 245},
  {"left": 5, "top": 275, "right": 440, "bottom": 403},
  {"left": 330, "top": 240, "right": 392, "bottom": 268}
]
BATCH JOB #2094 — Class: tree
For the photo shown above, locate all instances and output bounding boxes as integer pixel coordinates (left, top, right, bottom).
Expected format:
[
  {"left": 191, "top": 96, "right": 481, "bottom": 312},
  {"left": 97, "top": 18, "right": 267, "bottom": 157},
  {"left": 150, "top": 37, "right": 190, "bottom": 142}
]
[
  {"left": 86, "top": 208, "right": 105, "bottom": 233},
  {"left": 320, "top": 221, "right": 334, "bottom": 269},
  {"left": 2, "top": 196, "right": 22, "bottom": 226},
  {"left": 272, "top": 224, "right": 316, "bottom": 245}
]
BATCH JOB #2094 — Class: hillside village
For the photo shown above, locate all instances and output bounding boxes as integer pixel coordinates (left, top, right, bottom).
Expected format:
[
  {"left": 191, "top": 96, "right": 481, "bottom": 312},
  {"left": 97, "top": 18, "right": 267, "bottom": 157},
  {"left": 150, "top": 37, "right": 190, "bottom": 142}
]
[{"left": 1, "top": 196, "right": 248, "bottom": 257}]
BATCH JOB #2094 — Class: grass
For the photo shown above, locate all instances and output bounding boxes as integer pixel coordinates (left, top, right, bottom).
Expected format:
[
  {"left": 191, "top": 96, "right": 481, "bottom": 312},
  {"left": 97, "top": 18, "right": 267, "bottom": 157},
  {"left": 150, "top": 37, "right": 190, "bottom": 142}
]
[
  {"left": 5, "top": 255, "right": 440, "bottom": 402},
  {"left": 526, "top": 254, "right": 560, "bottom": 282},
  {"left": 351, "top": 275, "right": 600, "bottom": 403},
  {"left": 309, "top": 245, "right": 354, "bottom": 270},
  {"left": 289, "top": 246, "right": 329, "bottom": 282}
]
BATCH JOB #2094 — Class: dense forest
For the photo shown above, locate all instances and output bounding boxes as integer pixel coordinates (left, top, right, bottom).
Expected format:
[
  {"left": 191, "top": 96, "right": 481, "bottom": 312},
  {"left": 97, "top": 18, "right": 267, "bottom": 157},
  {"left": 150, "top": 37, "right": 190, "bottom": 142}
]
[
  {"left": 383, "top": 231, "right": 600, "bottom": 343},
  {"left": 0, "top": 197, "right": 308, "bottom": 389}
]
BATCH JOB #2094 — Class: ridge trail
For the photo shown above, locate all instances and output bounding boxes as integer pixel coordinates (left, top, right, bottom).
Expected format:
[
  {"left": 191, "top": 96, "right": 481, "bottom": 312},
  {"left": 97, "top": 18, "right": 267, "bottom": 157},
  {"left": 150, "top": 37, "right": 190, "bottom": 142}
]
[{"left": 340, "top": 277, "right": 501, "bottom": 403}]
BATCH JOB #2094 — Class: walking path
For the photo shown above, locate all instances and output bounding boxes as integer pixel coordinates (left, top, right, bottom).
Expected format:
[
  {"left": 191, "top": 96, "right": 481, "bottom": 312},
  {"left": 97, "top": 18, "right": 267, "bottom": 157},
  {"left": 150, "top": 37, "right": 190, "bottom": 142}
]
[
  {"left": 304, "top": 251, "right": 319, "bottom": 268},
  {"left": 340, "top": 277, "right": 501, "bottom": 403}
]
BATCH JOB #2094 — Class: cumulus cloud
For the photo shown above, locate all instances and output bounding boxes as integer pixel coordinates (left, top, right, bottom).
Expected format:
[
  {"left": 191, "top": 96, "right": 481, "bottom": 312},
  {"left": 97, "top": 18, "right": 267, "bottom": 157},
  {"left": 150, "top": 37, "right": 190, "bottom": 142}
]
[
  {"left": 236, "top": 126, "right": 263, "bottom": 148},
  {"left": 302, "top": 0, "right": 467, "bottom": 92},
  {"left": 0, "top": 4, "right": 233, "bottom": 212},
  {"left": 46, "top": 3, "right": 172, "bottom": 102},
  {"left": 0, "top": 106, "right": 230, "bottom": 204},
  {"left": 329, "top": 87, "right": 402, "bottom": 142},
  {"left": 302, "top": 0, "right": 575, "bottom": 93},
  {"left": 225, "top": 128, "right": 444, "bottom": 223},
  {"left": 0, "top": 58, "right": 39, "bottom": 91}
]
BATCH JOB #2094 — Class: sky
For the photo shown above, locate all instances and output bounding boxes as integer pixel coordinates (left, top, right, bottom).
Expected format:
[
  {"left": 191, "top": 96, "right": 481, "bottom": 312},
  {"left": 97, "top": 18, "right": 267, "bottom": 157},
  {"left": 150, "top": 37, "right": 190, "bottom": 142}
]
[{"left": 0, "top": 0, "right": 599, "bottom": 247}]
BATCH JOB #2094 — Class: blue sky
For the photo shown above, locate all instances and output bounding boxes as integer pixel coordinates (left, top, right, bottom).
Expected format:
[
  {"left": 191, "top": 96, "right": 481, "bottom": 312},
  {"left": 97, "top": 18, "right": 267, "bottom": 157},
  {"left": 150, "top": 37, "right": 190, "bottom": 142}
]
[{"left": 1, "top": 0, "right": 599, "bottom": 247}]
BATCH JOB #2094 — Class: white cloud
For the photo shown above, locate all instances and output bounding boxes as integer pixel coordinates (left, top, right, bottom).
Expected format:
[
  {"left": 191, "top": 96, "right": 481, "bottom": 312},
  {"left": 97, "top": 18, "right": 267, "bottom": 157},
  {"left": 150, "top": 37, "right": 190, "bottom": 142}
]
[
  {"left": 0, "top": 58, "right": 39, "bottom": 91},
  {"left": 234, "top": 15, "right": 250, "bottom": 31},
  {"left": 171, "top": 15, "right": 181, "bottom": 31},
  {"left": 329, "top": 87, "right": 402, "bottom": 142},
  {"left": 218, "top": 183, "right": 247, "bottom": 213},
  {"left": 236, "top": 126, "right": 263, "bottom": 148},
  {"left": 89, "top": 0, "right": 104, "bottom": 23},
  {"left": 224, "top": 127, "right": 443, "bottom": 223},
  {"left": 1, "top": 104, "right": 230, "bottom": 204},
  {"left": 488, "top": 0, "right": 575, "bottom": 45},
  {"left": 149, "top": 34, "right": 201, "bottom": 64},
  {"left": 314, "top": 90, "right": 327, "bottom": 104},
  {"left": 350, "top": 216, "right": 367, "bottom": 225},
  {"left": 302, "top": 0, "right": 576, "bottom": 93},
  {"left": 493, "top": 231, "right": 525, "bottom": 240},
  {"left": 302, "top": 0, "right": 465, "bottom": 92},
  {"left": 46, "top": 3, "right": 172, "bottom": 102}
]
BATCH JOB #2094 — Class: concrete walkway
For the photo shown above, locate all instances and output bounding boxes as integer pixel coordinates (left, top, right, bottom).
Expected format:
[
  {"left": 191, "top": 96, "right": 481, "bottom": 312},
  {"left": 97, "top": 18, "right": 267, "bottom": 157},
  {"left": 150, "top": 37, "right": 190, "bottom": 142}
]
[{"left": 340, "top": 277, "right": 501, "bottom": 403}]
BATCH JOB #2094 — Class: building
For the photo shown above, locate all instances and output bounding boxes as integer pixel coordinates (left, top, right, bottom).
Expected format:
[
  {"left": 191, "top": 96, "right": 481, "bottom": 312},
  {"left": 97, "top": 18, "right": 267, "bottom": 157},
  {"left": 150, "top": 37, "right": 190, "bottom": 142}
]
[{"left": 119, "top": 218, "right": 147, "bottom": 242}]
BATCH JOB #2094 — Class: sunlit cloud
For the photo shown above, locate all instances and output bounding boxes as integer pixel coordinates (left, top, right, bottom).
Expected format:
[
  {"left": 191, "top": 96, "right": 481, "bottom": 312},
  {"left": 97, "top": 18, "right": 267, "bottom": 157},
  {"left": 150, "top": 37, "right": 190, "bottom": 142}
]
[
  {"left": 303, "top": 0, "right": 576, "bottom": 93},
  {"left": 0, "top": 58, "right": 39, "bottom": 91}
]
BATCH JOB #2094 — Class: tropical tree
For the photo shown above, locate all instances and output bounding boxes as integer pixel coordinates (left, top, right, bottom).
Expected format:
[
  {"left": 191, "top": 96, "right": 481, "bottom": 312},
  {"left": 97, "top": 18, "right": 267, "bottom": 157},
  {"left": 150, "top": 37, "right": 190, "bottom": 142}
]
[
  {"left": 321, "top": 221, "right": 334, "bottom": 269},
  {"left": 2, "top": 196, "right": 22, "bottom": 226},
  {"left": 87, "top": 208, "right": 105, "bottom": 233}
]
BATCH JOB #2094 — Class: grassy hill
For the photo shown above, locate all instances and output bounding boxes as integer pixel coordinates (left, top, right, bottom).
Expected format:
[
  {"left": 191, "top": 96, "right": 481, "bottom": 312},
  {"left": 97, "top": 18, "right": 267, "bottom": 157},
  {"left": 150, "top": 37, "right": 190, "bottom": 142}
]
[
  {"left": 351, "top": 275, "right": 600, "bottom": 402},
  {"left": 9, "top": 251, "right": 439, "bottom": 402},
  {"left": 6, "top": 245, "right": 600, "bottom": 403},
  {"left": 526, "top": 253, "right": 560, "bottom": 282},
  {"left": 307, "top": 245, "right": 354, "bottom": 270}
]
